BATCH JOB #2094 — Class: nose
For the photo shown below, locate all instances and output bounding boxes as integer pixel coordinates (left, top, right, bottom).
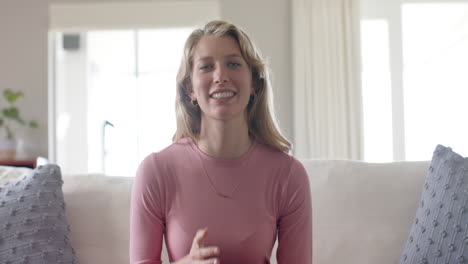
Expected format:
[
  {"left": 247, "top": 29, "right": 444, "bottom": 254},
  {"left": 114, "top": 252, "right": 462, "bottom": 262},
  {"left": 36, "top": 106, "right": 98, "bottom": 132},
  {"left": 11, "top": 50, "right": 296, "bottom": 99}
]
[{"left": 213, "top": 65, "right": 229, "bottom": 84}]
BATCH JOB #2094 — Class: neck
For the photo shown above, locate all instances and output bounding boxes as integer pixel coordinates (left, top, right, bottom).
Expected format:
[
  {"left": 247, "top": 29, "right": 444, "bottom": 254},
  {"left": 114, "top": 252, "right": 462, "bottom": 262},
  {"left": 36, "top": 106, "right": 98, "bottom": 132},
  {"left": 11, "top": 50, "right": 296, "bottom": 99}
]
[{"left": 196, "top": 114, "right": 251, "bottom": 159}]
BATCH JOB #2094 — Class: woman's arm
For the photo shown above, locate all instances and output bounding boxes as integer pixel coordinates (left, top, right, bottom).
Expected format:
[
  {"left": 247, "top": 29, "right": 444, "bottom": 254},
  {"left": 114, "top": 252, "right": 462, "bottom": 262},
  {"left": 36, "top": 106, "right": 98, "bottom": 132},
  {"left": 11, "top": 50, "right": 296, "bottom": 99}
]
[
  {"left": 276, "top": 159, "right": 313, "bottom": 263},
  {"left": 130, "top": 154, "right": 165, "bottom": 264}
]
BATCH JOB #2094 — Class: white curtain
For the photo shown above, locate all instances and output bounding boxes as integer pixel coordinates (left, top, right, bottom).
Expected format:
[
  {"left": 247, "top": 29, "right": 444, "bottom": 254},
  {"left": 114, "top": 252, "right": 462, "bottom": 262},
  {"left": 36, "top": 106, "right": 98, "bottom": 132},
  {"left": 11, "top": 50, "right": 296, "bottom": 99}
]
[{"left": 292, "top": 0, "right": 363, "bottom": 160}]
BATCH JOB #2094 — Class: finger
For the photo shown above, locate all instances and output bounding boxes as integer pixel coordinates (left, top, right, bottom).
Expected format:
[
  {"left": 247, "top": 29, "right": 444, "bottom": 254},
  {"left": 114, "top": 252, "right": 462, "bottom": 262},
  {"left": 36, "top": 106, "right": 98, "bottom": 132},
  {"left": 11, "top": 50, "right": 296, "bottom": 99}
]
[
  {"left": 191, "top": 228, "right": 208, "bottom": 251},
  {"left": 197, "top": 230, "right": 207, "bottom": 249},
  {"left": 192, "top": 247, "right": 220, "bottom": 260},
  {"left": 199, "top": 257, "right": 219, "bottom": 264}
]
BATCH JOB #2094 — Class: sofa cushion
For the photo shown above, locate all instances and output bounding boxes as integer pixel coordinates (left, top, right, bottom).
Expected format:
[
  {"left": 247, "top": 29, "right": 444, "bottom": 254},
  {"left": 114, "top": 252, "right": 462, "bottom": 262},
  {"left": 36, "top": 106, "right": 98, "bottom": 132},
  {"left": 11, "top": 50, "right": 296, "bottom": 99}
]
[
  {"left": 302, "top": 159, "right": 430, "bottom": 264},
  {"left": 0, "top": 164, "right": 79, "bottom": 263},
  {"left": 62, "top": 173, "right": 134, "bottom": 264},
  {"left": 400, "top": 145, "right": 468, "bottom": 264}
]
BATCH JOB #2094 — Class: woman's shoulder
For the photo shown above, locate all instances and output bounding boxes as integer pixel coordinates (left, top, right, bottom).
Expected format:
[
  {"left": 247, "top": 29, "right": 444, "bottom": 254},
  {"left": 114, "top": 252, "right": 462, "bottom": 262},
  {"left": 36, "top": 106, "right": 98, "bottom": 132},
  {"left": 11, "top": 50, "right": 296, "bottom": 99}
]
[
  {"left": 254, "top": 141, "right": 306, "bottom": 174},
  {"left": 254, "top": 141, "right": 294, "bottom": 162},
  {"left": 157, "top": 137, "right": 191, "bottom": 159},
  {"left": 138, "top": 138, "right": 192, "bottom": 171}
]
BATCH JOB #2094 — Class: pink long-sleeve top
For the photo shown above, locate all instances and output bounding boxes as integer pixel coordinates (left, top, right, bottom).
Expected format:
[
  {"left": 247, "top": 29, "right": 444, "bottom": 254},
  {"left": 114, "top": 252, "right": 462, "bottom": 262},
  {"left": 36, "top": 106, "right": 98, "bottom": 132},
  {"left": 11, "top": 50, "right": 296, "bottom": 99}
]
[{"left": 130, "top": 137, "right": 312, "bottom": 264}]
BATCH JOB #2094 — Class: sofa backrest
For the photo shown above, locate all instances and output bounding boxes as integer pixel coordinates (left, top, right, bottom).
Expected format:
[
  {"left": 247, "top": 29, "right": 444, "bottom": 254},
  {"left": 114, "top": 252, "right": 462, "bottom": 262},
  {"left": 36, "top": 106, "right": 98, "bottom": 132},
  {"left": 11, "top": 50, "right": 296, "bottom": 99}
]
[
  {"left": 304, "top": 160, "right": 429, "bottom": 264},
  {"left": 62, "top": 160, "right": 430, "bottom": 264},
  {"left": 62, "top": 174, "right": 135, "bottom": 264}
]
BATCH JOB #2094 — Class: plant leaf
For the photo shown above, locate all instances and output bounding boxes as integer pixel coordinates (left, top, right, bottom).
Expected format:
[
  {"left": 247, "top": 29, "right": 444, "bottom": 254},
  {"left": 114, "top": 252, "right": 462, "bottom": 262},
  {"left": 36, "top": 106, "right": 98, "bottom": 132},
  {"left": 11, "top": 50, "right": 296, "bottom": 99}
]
[
  {"left": 29, "top": 120, "right": 38, "bottom": 128},
  {"left": 4, "top": 89, "right": 24, "bottom": 104},
  {"left": 3, "top": 107, "right": 19, "bottom": 119}
]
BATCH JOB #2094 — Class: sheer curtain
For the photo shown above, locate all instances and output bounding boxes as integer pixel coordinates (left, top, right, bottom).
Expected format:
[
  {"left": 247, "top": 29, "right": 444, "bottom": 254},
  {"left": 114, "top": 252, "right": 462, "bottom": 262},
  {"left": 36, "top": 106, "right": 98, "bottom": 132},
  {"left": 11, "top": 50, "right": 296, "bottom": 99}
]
[{"left": 292, "top": 0, "right": 363, "bottom": 160}]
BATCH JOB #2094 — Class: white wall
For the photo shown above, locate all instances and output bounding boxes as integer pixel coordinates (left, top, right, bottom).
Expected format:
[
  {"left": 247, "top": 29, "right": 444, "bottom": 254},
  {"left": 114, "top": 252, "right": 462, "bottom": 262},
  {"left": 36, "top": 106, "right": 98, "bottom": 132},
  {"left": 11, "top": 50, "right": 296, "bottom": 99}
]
[
  {"left": 0, "top": 0, "right": 293, "bottom": 159},
  {"left": 0, "top": 0, "right": 49, "bottom": 159}
]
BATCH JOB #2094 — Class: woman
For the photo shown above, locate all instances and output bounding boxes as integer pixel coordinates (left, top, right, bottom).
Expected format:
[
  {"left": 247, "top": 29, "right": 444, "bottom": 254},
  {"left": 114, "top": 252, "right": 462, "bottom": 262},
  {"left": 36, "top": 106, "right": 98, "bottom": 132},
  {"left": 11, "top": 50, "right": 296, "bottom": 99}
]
[{"left": 130, "top": 20, "right": 312, "bottom": 264}]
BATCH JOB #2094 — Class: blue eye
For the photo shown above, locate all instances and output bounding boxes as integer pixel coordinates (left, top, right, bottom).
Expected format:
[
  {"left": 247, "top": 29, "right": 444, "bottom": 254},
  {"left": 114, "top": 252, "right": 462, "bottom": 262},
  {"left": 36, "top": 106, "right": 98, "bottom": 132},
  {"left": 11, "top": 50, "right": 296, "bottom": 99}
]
[
  {"left": 228, "top": 62, "right": 241, "bottom": 68},
  {"left": 200, "top": 65, "right": 212, "bottom": 71}
]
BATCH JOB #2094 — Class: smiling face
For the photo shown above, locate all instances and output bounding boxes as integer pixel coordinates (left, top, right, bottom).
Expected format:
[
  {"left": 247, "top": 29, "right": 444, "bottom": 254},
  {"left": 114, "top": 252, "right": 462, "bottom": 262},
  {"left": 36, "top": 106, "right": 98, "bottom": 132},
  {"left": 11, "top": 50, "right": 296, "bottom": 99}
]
[{"left": 187, "top": 35, "right": 254, "bottom": 123}]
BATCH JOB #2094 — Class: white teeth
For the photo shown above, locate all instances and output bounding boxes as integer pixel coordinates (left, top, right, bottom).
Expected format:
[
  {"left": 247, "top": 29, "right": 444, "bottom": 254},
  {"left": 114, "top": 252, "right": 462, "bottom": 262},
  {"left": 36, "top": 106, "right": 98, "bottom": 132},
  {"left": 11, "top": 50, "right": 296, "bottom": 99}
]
[{"left": 211, "top": 92, "right": 235, "bottom": 99}]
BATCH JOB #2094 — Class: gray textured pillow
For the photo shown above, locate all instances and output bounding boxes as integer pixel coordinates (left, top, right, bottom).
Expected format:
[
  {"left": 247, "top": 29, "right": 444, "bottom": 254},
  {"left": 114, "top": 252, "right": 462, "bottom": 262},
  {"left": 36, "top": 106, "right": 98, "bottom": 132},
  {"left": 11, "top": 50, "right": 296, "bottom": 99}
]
[
  {"left": 0, "top": 166, "right": 32, "bottom": 186},
  {"left": 400, "top": 145, "right": 468, "bottom": 264},
  {"left": 0, "top": 164, "right": 79, "bottom": 263}
]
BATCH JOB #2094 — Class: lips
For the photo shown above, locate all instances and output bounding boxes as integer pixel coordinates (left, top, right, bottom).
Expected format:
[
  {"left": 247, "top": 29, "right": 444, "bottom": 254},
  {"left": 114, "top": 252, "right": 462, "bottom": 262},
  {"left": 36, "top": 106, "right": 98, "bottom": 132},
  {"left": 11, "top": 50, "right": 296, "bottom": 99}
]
[
  {"left": 209, "top": 90, "right": 236, "bottom": 99},
  {"left": 211, "top": 92, "right": 235, "bottom": 99}
]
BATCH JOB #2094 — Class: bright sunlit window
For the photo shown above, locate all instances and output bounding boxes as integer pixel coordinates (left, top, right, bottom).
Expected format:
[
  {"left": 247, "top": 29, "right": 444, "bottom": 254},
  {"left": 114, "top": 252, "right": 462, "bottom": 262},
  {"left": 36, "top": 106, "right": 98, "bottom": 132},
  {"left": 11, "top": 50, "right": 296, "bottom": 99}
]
[
  {"left": 361, "top": 2, "right": 468, "bottom": 162},
  {"left": 87, "top": 28, "right": 193, "bottom": 176},
  {"left": 360, "top": 20, "right": 393, "bottom": 162},
  {"left": 402, "top": 3, "right": 468, "bottom": 160},
  {"left": 54, "top": 28, "right": 193, "bottom": 176}
]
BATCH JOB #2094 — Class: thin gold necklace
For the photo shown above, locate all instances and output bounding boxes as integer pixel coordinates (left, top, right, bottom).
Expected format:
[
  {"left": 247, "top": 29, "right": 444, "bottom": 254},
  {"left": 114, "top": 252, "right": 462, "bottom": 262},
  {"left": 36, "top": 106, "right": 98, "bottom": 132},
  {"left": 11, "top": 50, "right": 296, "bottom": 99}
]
[{"left": 194, "top": 140, "right": 253, "bottom": 199}]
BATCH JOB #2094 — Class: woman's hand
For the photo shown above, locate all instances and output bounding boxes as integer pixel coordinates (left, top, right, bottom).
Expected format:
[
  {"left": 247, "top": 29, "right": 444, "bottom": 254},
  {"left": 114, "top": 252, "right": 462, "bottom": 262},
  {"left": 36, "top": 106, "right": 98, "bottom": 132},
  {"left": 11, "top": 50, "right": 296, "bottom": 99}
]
[{"left": 175, "top": 228, "right": 220, "bottom": 264}]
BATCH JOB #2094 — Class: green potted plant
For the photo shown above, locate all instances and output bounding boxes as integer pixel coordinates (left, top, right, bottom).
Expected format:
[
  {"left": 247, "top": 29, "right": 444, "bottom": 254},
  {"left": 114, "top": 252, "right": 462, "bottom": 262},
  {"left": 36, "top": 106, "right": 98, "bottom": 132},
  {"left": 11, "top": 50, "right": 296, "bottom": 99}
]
[{"left": 0, "top": 89, "right": 38, "bottom": 160}]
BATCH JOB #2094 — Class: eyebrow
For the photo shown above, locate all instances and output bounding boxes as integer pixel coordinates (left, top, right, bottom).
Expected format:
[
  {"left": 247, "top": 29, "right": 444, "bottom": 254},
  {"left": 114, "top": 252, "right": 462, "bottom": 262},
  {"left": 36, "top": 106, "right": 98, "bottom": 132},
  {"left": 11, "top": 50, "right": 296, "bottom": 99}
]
[
  {"left": 196, "top": 54, "right": 243, "bottom": 62},
  {"left": 225, "top": 54, "right": 243, "bottom": 59}
]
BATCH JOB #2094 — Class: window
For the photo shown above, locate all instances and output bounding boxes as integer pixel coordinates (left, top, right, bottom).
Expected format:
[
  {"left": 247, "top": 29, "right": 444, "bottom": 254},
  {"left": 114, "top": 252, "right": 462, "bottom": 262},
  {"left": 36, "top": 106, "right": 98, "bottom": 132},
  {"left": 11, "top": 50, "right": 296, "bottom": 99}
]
[
  {"left": 361, "top": 20, "right": 393, "bottom": 162},
  {"left": 53, "top": 28, "right": 193, "bottom": 176},
  {"left": 360, "top": 1, "right": 468, "bottom": 161},
  {"left": 402, "top": 3, "right": 468, "bottom": 160},
  {"left": 88, "top": 29, "right": 193, "bottom": 176}
]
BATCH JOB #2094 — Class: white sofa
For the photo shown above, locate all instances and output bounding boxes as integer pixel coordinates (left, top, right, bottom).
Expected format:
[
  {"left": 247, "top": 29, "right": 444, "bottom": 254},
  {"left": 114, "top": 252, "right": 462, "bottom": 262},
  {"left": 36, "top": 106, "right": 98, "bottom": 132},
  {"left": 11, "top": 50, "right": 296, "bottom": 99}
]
[{"left": 62, "top": 159, "right": 430, "bottom": 264}]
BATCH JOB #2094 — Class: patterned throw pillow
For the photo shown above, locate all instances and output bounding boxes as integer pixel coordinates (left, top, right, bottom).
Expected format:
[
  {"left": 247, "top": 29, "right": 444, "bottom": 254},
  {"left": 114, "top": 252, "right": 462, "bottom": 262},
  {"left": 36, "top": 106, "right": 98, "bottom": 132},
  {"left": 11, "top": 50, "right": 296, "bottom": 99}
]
[
  {"left": 400, "top": 145, "right": 468, "bottom": 264},
  {"left": 0, "top": 164, "right": 79, "bottom": 263},
  {"left": 0, "top": 166, "right": 32, "bottom": 186}
]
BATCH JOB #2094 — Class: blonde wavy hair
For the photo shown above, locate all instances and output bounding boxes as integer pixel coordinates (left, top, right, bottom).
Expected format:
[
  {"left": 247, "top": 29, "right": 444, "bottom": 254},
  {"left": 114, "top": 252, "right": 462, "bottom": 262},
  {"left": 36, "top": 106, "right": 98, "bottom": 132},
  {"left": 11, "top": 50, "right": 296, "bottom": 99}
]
[{"left": 173, "top": 20, "right": 291, "bottom": 153}]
